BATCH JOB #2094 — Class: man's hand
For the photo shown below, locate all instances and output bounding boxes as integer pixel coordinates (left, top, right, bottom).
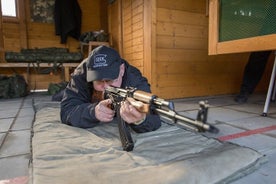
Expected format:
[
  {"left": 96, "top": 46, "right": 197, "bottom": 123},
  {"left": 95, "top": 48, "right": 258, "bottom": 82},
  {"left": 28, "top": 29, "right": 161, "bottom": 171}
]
[
  {"left": 95, "top": 99, "right": 115, "bottom": 122},
  {"left": 120, "top": 100, "right": 146, "bottom": 125}
]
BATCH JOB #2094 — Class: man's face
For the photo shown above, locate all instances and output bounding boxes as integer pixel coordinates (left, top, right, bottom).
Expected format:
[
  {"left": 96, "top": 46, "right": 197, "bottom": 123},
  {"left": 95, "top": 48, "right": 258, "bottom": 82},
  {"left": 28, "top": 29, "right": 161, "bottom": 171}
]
[{"left": 92, "top": 64, "right": 124, "bottom": 91}]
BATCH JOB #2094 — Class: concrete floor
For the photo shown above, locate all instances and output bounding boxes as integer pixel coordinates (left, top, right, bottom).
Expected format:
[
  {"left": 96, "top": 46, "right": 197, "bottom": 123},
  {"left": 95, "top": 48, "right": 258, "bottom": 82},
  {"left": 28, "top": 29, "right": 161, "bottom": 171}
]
[{"left": 0, "top": 92, "right": 276, "bottom": 184}]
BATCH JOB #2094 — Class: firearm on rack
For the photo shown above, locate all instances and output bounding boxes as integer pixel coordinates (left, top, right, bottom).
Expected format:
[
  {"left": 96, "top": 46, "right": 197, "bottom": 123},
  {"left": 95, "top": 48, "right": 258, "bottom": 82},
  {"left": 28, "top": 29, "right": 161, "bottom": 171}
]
[{"left": 104, "top": 86, "right": 219, "bottom": 152}]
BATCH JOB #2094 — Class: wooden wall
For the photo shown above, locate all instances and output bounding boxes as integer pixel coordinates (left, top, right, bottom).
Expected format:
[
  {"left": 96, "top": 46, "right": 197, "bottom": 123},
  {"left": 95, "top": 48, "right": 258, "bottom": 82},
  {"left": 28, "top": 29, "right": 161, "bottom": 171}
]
[
  {"left": 108, "top": 0, "right": 122, "bottom": 54},
  {"left": 2, "top": 0, "right": 107, "bottom": 53},
  {"left": 1, "top": 0, "right": 273, "bottom": 98},
  {"left": 110, "top": 0, "right": 154, "bottom": 84},
  {"left": 0, "top": 0, "right": 108, "bottom": 90},
  {"left": 109, "top": 0, "right": 273, "bottom": 99},
  {"left": 122, "top": 0, "right": 145, "bottom": 72},
  {"left": 152, "top": 0, "right": 273, "bottom": 99}
]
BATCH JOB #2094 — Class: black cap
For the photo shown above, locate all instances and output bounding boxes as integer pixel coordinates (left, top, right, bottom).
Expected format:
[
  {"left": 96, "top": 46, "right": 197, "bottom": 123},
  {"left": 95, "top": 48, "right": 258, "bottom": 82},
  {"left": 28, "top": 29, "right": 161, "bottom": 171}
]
[{"left": 86, "top": 46, "right": 122, "bottom": 82}]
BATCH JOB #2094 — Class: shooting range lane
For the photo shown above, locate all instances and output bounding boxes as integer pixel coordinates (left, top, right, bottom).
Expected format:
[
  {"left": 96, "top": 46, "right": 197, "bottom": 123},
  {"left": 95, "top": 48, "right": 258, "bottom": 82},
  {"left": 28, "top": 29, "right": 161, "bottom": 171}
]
[
  {"left": 1, "top": 93, "right": 276, "bottom": 184},
  {"left": 172, "top": 93, "right": 276, "bottom": 184}
]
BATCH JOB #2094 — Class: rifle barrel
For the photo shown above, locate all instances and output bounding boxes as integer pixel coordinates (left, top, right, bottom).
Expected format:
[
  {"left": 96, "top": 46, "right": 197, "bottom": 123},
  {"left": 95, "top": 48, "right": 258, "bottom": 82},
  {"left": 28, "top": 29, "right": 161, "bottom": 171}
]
[{"left": 155, "top": 108, "right": 218, "bottom": 133}]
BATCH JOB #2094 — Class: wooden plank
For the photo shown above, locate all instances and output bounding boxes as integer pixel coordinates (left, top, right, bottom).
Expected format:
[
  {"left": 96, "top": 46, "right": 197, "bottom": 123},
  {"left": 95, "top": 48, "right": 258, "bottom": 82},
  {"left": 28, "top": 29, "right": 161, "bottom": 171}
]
[
  {"left": 154, "top": 77, "right": 240, "bottom": 99},
  {"left": 124, "top": 51, "right": 143, "bottom": 60},
  {"left": 156, "top": 73, "right": 238, "bottom": 89},
  {"left": 157, "top": 35, "right": 207, "bottom": 50},
  {"left": 0, "top": 2, "right": 3, "bottom": 62},
  {"left": 156, "top": 48, "right": 208, "bottom": 62},
  {"left": 79, "top": 0, "right": 102, "bottom": 31},
  {"left": 123, "top": 0, "right": 131, "bottom": 9},
  {"left": 26, "top": 23, "right": 56, "bottom": 39},
  {"left": 132, "top": 44, "right": 143, "bottom": 52},
  {"left": 155, "top": 58, "right": 246, "bottom": 76},
  {"left": 132, "top": 28, "right": 143, "bottom": 38},
  {"left": 127, "top": 58, "right": 143, "bottom": 67},
  {"left": 132, "top": 0, "right": 143, "bottom": 9},
  {"left": 217, "top": 35, "right": 276, "bottom": 54},
  {"left": 157, "top": 8, "right": 208, "bottom": 26},
  {"left": 3, "top": 39, "right": 21, "bottom": 52},
  {"left": 157, "top": 0, "right": 206, "bottom": 14},
  {"left": 208, "top": 0, "right": 219, "bottom": 55},
  {"left": 132, "top": 12, "right": 143, "bottom": 24},
  {"left": 149, "top": 0, "right": 157, "bottom": 87},
  {"left": 132, "top": 3, "right": 143, "bottom": 15},
  {"left": 131, "top": 51, "right": 143, "bottom": 60},
  {"left": 157, "top": 22, "right": 207, "bottom": 38},
  {"left": 132, "top": 36, "right": 143, "bottom": 46},
  {"left": 110, "top": 0, "right": 123, "bottom": 54},
  {"left": 123, "top": 39, "right": 132, "bottom": 48},
  {"left": 123, "top": 8, "right": 132, "bottom": 21},
  {"left": 132, "top": 20, "right": 143, "bottom": 31},
  {"left": 18, "top": 0, "right": 28, "bottom": 49},
  {"left": 2, "top": 23, "right": 20, "bottom": 36},
  {"left": 123, "top": 25, "right": 132, "bottom": 36},
  {"left": 156, "top": 22, "right": 174, "bottom": 36},
  {"left": 28, "top": 74, "right": 63, "bottom": 90}
]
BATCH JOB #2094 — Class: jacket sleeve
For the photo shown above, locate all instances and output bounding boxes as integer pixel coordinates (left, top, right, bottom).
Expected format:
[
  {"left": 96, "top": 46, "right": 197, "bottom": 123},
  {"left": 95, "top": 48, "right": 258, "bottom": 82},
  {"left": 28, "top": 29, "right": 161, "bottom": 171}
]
[
  {"left": 123, "top": 64, "right": 161, "bottom": 133},
  {"left": 60, "top": 64, "right": 100, "bottom": 128}
]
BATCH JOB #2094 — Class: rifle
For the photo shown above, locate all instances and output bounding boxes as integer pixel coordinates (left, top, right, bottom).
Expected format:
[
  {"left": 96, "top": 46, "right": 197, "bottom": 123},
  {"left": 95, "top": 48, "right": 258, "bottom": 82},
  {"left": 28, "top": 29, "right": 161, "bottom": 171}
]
[{"left": 104, "top": 86, "right": 219, "bottom": 151}]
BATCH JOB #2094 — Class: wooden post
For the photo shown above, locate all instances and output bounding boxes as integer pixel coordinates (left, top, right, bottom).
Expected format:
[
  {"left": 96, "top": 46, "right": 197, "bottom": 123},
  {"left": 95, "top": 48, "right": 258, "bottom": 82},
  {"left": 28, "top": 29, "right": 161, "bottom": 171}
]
[
  {"left": 0, "top": 2, "right": 4, "bottom": 62},
  {"left": 18, "top": 0, "right": 28, "bottom": 49}
]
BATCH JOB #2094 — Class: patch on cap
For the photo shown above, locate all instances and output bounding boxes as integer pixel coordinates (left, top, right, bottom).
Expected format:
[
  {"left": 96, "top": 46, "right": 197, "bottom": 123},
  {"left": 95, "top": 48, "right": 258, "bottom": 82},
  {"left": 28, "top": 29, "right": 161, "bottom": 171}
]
[{"left": 93, "top": 54, "right": 108, "bottom": 68}]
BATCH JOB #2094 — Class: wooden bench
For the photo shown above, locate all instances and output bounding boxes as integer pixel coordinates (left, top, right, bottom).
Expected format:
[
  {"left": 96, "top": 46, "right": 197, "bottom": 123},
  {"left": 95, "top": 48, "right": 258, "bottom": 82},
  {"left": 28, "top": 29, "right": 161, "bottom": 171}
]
[{"left": 0, "top": 62, "right": 79, "bottom": 82}]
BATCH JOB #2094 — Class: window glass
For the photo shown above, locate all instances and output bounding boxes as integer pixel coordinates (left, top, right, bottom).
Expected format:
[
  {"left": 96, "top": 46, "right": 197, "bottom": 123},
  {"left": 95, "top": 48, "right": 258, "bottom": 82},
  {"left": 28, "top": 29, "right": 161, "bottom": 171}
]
[{"left": 1, "top": 0, "right": 17, "bottom": 17}]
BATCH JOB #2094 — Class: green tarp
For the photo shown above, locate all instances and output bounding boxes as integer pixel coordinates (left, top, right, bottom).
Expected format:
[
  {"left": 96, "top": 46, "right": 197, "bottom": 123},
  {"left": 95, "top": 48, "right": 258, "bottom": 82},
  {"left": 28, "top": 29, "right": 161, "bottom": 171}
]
[{"left": 5, "top": 47, "right": 83, "bottom": 63}]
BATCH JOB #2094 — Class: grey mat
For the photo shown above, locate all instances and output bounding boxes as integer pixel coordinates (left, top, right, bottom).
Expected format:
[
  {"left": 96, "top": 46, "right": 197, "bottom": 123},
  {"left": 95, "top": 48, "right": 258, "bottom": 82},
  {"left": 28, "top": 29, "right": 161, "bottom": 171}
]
[{"left": 29, "top": 102, "right": 267, "bottom": 184}]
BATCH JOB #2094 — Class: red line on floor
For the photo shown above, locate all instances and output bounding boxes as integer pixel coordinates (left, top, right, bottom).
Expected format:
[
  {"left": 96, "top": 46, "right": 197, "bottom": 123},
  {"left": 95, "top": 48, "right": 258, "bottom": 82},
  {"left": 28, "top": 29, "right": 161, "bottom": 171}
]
[
  {"left": 0, "top": 176, "right": 28, "bottom": 184},
  {"left": 218, "top": 125, "right": 276, "bottom": 141}
]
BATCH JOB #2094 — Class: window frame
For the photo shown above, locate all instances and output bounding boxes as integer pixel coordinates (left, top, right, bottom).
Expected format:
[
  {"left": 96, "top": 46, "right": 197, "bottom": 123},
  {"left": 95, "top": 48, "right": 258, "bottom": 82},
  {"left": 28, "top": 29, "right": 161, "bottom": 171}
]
[
  {"left": 208, "top": 0, "right": 276, "bottom": 55},
  {"left": 1, "top": 0, "right": 19, "bottom": 23}
]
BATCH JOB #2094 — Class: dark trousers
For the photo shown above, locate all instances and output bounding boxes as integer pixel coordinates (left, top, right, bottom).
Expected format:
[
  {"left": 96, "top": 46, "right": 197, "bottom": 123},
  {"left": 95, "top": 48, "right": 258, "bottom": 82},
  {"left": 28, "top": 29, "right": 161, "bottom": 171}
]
[{"left": 240, "top": 51, "right": 272, "bottom": 94}]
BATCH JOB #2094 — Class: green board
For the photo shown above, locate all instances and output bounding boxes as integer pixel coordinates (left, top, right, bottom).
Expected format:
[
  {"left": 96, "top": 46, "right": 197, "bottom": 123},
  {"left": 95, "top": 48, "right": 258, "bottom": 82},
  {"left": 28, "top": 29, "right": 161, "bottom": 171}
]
[{"left": 219, "top": 0, "right": 276, "bottom": 42}]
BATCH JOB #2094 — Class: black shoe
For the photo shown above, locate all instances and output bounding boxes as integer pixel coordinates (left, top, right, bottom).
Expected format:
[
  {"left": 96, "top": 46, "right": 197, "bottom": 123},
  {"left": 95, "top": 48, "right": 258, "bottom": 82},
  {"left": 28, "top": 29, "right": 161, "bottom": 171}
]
[{"left": 234, "top": 93, "right": 248, "bottom": 104}]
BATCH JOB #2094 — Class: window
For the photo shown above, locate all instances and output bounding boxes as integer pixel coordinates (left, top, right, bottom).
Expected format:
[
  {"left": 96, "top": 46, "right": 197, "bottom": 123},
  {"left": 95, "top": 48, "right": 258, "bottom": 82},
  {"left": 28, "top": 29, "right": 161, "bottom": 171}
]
[{"left": 1, "top": 0, "right": 17, "bottom": 17}]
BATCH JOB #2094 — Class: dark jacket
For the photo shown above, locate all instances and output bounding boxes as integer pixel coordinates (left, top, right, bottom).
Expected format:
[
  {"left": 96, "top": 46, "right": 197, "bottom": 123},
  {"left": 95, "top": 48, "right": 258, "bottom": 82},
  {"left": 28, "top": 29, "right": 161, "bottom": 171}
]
[
  {"left": 60, "top": 59, "right": 161, "bottom": 133},
  {"left": 54, "top": 0, "right": 82, "bottom": 43}
]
